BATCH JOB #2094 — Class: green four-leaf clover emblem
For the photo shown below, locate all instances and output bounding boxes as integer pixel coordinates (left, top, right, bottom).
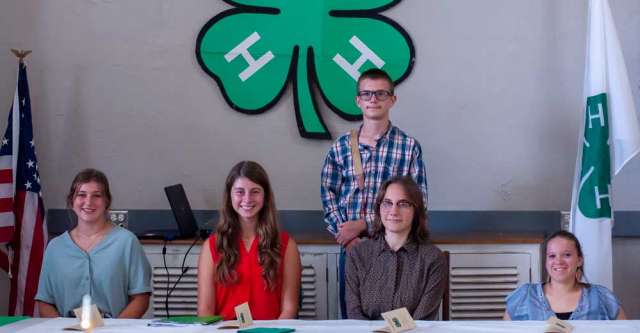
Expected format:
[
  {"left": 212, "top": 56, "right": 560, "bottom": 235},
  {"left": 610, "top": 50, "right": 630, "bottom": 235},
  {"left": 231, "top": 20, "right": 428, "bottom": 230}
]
[{"left": 196, "top": 0, "right": 415, "bottom": 139}]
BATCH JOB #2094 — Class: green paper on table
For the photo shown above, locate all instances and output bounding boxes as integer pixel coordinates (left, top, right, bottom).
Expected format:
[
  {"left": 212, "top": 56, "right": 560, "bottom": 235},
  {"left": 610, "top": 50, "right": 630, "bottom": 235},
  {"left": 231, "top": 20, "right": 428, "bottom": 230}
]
[
  {"left": 150, "top": 315, "right": 222, "bottom": 326},
  {"left": 0, "top": 316, "right": 30, "bottom": 327},
  {"left": 237, "top": 328, "right": 295, "bottom": 333}
]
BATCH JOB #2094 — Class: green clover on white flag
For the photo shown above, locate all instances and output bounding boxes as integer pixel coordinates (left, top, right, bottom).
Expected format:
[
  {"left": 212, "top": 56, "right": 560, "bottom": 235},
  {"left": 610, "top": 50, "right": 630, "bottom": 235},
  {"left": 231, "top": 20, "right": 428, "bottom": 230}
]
[{"left": 570, "top": 0, "right": 640, "bottom": 290}]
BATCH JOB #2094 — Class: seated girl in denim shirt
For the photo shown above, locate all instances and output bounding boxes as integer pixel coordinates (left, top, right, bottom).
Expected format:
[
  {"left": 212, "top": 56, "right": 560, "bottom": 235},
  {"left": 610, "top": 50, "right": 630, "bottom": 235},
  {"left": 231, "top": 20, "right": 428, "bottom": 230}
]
[{"left": 504, "top": 230, "right": 625, "bottom": 320}]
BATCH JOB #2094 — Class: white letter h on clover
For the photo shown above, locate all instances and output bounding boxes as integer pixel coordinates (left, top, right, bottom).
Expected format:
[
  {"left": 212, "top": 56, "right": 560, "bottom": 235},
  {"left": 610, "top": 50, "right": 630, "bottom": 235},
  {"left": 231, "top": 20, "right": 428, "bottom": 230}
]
[
  {"left": 225, "top": 32, "right": 274, "bottom": 82},
  {"left": 333, "top": 36, "right": 385, "bottom": 81}
]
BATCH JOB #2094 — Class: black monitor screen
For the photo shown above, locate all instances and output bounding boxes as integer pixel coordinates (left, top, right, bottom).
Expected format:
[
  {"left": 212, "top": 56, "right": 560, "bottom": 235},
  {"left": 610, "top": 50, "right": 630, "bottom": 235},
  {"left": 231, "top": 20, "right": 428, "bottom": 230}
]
[{"left": 164, "top": 184, "right": 199, "bottom": 239}]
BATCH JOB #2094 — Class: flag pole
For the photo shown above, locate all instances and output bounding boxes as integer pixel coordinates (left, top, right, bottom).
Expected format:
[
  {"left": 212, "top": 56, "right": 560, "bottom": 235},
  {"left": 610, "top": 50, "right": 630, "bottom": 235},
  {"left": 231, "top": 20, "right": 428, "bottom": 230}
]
[
  {"left": 10, "top": 49, "right": 32, "bottom": 63},
  {"left": 5, "top": 48, "right": 31, "bottom": 280}
]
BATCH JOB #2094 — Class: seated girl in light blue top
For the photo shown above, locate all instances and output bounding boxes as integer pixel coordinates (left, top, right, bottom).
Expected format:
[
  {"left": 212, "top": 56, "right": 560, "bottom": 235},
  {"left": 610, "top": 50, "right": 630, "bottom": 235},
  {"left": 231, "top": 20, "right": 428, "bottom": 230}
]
[
  {"left": 504, "top": 230, "right": 625, "bottom": 320},
  {"left": 35, "top": 169, "right": 151, "bottom": 318}
]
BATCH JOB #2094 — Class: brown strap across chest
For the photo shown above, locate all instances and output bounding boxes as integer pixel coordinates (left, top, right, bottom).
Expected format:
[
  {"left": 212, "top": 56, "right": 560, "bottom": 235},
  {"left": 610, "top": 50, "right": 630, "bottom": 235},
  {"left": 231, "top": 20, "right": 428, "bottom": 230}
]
[{"left": 350, "top": 129, "right": 365, "bottom": 191}]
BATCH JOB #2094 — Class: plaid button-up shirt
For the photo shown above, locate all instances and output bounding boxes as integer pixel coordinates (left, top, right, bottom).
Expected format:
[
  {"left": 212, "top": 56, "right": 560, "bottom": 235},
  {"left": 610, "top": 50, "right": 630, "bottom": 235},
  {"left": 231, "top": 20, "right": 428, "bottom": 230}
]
[{"left": 321, "top": 124, "right": 428, "bottom": 235}]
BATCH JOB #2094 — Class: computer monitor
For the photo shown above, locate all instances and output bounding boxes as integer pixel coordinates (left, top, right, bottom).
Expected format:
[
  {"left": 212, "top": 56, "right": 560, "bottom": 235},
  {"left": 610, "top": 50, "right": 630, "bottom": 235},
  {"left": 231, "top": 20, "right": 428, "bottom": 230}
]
[{"left": 164, "top": 184, "right": 199, "bottom": 239}]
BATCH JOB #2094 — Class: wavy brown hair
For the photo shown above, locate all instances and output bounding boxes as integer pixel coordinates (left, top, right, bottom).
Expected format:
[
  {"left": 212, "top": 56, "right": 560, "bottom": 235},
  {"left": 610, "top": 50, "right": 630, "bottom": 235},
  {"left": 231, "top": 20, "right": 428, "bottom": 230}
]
[
  {"left": 214, "top": 161, "right": 281, "bottom": 289},
  {"left": 371, "top": 176, "right": 429, "bottom": 243}
]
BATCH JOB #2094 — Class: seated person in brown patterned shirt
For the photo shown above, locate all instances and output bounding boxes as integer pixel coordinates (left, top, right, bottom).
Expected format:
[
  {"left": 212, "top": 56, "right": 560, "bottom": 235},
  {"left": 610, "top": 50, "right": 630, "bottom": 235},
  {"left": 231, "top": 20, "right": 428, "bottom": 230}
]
[{"left": 345, "top": 176, "right": 446, "bottom": 320}]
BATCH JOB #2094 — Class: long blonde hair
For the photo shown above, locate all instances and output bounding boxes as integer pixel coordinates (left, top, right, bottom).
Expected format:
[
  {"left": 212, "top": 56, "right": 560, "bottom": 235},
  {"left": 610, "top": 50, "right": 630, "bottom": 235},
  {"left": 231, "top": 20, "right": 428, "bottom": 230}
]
[{"left": 214, "top": 161, "right": 281, "bottom": 289}]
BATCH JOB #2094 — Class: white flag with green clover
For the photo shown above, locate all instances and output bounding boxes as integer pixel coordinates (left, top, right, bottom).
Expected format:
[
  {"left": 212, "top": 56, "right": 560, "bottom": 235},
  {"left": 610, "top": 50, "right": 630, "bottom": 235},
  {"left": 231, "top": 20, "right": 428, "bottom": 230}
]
[{"left": 570, "top": 0, "right": 640, "bottom": 289}]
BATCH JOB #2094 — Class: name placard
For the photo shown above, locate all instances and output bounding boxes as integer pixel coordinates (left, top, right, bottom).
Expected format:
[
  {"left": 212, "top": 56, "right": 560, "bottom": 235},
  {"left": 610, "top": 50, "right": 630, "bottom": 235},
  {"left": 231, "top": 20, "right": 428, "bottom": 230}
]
[
  {"left": 544, "top": 316, "right": 574, "bottom": 333},
  {"left": 64, "top": 304, "right": 104, "bottom": 331},
  {"left": 235, "top": 302, "right": 253, "bottom": 328},
  {"left": 374, "top": 307, "right": 416, "bottom": 333},
  {"left": 218, "top": 302, "right": 254, "bottom": 330}
]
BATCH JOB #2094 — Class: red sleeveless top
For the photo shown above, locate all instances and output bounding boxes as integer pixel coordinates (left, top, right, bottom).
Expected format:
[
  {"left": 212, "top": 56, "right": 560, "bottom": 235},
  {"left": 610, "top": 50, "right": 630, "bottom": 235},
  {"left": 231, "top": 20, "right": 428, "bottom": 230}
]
[{"left": 208, "top": 232, "right": 289, "bottom": 320}]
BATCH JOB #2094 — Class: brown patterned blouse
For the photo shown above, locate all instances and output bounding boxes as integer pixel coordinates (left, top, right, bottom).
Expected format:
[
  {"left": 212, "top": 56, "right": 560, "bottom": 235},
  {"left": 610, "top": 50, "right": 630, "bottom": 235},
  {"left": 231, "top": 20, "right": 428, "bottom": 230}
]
[{"left": 345, "top": 236, "right": 446, "bottom": 320}]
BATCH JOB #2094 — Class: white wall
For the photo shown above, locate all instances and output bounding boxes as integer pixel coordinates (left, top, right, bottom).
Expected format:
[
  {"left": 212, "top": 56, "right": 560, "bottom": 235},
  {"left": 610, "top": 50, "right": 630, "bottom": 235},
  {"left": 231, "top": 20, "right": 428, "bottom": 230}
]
[
  {"left": 0, "top": 0, "right": 638, "bottom": 212},
  {"left": 614, "top": 238, "right": 640, "bottom": 318}
]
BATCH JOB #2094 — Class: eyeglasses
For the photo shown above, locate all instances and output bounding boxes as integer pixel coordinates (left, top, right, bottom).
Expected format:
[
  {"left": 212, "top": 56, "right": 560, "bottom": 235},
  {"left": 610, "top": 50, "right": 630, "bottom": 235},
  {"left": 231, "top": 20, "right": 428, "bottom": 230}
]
[
  {"left": 380, "top": 199, "right": 414, "bottom": 210},
  {"left": 357, "top": 90, "right": 393, "bottom": 101}
]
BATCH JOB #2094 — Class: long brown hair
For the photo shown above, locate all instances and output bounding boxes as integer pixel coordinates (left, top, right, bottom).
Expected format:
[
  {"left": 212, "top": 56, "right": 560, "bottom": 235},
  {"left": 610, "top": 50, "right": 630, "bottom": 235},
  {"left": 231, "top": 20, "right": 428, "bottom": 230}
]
[
  {"left": 371, "top": 176, "right": 429, "bottom": 243},
  {"left": 214, "top": 161, "right": 281, "bottom": 289}
]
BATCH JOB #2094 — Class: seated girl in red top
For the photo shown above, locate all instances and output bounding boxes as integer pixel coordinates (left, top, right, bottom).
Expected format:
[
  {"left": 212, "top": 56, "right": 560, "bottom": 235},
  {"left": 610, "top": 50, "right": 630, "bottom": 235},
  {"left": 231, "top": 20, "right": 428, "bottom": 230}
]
[{"left": 197, "top": 161, "right": 301, "bottom": 320}]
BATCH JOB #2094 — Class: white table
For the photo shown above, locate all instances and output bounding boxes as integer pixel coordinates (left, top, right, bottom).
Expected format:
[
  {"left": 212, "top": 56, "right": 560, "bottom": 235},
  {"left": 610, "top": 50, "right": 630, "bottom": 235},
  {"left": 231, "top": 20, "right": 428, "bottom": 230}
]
[{"left": 3, "top": 318, "right": 640, "bottom": 333}]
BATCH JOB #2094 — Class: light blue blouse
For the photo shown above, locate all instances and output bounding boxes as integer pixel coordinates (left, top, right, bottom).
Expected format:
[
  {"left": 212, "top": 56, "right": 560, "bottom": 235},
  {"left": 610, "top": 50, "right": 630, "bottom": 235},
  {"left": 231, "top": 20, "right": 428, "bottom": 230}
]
[
  {"left": 506, "top": 283, "right": 620, "bottom": 320},
  {"left": 35, "top": 225, "right": 151, "bottom": 317}
]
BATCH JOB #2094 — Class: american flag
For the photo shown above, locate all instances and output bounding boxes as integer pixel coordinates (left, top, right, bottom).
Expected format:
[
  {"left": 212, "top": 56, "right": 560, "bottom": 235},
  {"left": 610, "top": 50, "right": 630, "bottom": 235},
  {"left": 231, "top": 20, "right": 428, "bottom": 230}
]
[{"left": 0, "top": 61, "right": 47, "bottom": 316}]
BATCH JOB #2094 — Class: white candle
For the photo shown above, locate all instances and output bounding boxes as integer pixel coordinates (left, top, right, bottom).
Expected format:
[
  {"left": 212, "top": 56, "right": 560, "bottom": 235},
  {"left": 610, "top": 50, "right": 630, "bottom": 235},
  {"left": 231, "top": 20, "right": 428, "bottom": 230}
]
[{"left": 80, "top": 294, "right": 91, "bottom": 330}]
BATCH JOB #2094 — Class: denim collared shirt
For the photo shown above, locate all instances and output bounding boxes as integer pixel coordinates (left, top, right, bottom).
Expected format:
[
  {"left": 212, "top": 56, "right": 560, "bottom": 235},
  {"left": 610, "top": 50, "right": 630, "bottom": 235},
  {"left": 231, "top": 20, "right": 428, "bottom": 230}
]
[{"left": 506, "top": 283, "right": 620, "bottom": 320}]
